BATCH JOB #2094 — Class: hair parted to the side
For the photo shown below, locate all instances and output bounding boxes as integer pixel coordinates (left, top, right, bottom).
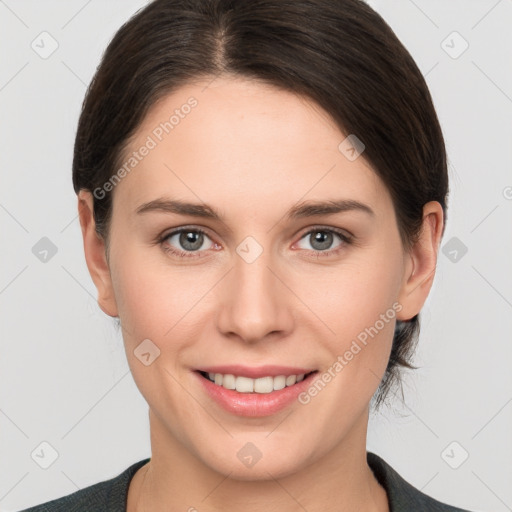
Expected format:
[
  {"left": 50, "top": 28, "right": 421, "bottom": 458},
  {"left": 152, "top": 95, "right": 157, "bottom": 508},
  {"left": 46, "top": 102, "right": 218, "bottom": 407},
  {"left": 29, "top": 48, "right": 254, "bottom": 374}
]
[{"left": 72, "top": 0, "right": 449, "bottom": 409}]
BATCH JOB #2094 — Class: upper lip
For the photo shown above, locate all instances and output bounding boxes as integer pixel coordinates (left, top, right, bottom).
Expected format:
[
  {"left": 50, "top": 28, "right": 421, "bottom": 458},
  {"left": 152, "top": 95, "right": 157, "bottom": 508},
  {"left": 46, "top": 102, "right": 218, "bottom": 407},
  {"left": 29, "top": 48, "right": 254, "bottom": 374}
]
[{"left": 196, "top": 365, "right": 316, "bottom": 379}]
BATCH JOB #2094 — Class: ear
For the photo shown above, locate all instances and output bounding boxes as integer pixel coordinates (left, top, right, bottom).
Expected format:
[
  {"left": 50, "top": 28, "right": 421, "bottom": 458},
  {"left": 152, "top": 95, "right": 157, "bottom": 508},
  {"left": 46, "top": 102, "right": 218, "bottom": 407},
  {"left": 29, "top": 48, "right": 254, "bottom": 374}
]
[
  {"left": 396, "top": 201, "right": 444, "bottom": 321},
  {"left": 77, "top": 190, "right": 118, "bottom": 317}
]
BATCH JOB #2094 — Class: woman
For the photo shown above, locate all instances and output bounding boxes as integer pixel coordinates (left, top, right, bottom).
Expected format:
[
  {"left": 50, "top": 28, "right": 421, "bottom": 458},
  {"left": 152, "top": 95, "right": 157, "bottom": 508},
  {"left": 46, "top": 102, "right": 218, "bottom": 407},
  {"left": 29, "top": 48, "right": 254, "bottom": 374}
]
[{"left": 21, "top": 0, "right": 474, "bottom": 510}]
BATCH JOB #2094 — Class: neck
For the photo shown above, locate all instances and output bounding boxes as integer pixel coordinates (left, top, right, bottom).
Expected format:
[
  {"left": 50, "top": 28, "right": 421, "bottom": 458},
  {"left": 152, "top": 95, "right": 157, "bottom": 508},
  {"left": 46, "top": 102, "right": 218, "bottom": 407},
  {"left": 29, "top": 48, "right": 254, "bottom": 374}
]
[{"left": 128, "top": 408, "right": 389, "bottom": 512}]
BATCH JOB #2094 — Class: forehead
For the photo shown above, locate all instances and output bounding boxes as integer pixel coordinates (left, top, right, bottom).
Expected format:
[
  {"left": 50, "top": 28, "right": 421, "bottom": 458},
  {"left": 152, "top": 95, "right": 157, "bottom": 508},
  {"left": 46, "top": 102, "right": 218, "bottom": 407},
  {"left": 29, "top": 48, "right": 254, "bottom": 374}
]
[{"left": 112, "top": 76, "right": 391, "bottom": 219}]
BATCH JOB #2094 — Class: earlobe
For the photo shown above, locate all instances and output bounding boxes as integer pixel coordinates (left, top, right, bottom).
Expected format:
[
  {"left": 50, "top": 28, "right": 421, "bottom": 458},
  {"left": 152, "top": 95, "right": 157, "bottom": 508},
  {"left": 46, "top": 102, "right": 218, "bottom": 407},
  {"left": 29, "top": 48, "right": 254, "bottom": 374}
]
[
  {"left": 77, "top": 190, "right": 118, "bottom": 317},
  {"left": 396, "top": 201, "right": 444, "bottom": 321}
]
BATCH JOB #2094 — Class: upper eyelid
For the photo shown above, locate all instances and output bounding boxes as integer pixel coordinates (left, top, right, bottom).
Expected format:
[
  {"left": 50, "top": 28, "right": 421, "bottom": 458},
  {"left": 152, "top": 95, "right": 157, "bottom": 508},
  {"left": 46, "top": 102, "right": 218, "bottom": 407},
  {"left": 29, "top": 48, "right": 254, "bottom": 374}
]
[
  {"left": 161, "top": 225, "right": 212, "bottom": 239},
  {"left": 299, "top": 225, "right": 352, "bottom": 238}
]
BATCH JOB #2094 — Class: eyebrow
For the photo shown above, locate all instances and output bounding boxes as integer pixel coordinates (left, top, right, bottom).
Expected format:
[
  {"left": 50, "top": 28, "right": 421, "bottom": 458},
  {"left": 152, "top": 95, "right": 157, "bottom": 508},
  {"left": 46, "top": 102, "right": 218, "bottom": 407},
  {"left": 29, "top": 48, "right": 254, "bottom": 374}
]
[
  {"left": 135, "top": 198, "right": 375, "bottom": 220},
  {"left": 286, "top": 199, "right": 375, "bottom": 219}
]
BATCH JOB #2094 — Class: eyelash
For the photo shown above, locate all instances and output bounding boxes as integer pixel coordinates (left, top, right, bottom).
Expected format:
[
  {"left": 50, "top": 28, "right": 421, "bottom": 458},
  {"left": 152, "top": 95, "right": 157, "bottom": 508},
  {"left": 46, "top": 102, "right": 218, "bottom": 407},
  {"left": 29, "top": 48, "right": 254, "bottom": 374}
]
[{"left": 157, "top": 225, "right": 353, "bottom": 260}]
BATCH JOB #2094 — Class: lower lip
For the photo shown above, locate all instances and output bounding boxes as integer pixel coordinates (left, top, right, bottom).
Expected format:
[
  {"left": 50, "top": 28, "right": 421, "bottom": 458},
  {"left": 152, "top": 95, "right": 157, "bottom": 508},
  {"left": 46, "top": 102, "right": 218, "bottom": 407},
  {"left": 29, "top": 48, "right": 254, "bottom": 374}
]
[{"left": 194, "top": 371, "right": 318, "bottom": 417}]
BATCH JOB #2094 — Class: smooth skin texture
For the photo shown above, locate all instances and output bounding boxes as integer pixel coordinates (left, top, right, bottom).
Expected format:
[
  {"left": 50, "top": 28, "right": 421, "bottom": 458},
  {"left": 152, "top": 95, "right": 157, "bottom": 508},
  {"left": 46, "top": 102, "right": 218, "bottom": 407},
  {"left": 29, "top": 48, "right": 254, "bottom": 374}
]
[{"left": 78, "top": 76, "right": 444, "bottom": 512}]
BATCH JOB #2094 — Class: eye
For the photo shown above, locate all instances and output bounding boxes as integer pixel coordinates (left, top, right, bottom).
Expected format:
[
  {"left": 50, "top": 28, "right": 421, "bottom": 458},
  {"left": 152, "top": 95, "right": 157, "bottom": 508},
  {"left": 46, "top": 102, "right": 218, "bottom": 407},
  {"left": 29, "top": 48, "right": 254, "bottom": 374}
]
[
  {"left": 157, "top": 225, "right": 353, "bottom": 260},
  {"left": 294, "top": 227, "right": 352, "bottom": 256},
  {"left": 159, "top": 227, "right": 218, "bottom": 258}
]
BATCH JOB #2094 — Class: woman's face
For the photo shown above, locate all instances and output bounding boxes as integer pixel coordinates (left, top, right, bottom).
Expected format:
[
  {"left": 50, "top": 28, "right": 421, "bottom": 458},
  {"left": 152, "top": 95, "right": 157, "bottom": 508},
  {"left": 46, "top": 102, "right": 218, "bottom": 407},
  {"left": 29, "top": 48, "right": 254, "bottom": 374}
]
[{"left": 88, "top": 76, "right": 424, "bottom": 479}]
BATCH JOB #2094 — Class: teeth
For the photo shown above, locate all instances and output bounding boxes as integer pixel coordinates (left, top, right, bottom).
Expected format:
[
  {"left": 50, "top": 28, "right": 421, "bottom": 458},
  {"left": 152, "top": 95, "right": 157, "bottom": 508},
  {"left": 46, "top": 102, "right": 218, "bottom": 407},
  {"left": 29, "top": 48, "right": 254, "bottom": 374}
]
[
  {"left": 235, "top": 376, "right": 254, "bottom": 392},
  {"left": 273, "top": 375, "right": 286, "bottom": 390},
  {"left": 204, "top": 372, "right": 310, "bottom": 393},
  {"left": 254, "top": 376, "right": 274, "bottom": 393},
  {"left": 286, "top": 375, "right": 297, "bottom": 386},
  {"left": 222, "top": 374, "right": 236, "bottom": 390}
]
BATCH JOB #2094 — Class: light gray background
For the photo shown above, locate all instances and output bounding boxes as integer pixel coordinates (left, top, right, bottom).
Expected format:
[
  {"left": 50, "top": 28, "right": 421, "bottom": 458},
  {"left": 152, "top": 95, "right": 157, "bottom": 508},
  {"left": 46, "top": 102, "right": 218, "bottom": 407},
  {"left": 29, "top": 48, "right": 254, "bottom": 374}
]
[{"left": 1, "top": 1, "right": 511, "bottom": 511}]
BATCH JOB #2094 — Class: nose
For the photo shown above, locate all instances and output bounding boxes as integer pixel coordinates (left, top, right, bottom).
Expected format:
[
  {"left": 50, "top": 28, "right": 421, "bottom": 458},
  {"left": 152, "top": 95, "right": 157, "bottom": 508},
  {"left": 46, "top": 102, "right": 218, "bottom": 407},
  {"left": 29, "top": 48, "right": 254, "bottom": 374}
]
[{"left": 215, "top": 248, "right": 295, "bottom": 344}]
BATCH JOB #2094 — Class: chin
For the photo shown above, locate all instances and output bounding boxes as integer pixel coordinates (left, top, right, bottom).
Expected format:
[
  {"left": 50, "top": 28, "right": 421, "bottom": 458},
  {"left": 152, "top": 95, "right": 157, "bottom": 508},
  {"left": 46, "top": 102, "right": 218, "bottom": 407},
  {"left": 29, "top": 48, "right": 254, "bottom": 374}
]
[{"left": 197, "top": 437, "right": 312, "bottom": 481}]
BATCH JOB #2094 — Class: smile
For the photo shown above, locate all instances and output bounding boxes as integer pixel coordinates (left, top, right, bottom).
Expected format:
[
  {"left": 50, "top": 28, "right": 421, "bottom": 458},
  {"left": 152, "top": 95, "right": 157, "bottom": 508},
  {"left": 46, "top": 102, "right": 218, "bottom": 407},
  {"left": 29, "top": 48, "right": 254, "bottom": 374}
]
[
  {"left": 194, "top": 365, "right": 319, "bottom": 416},
  {"left": 199, "top": 371, "right": 317, "bottom": 393}
]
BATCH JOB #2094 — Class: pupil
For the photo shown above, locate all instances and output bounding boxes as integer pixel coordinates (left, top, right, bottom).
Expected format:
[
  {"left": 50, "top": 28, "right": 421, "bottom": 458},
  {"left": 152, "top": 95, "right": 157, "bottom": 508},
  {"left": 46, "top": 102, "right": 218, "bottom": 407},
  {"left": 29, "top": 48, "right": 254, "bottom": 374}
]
[
  {"left": 311, "top": 231, "right": 332, "bottom": 250},
  {"left": 180, "top": 231, "right": 203, "bottom": 251}
]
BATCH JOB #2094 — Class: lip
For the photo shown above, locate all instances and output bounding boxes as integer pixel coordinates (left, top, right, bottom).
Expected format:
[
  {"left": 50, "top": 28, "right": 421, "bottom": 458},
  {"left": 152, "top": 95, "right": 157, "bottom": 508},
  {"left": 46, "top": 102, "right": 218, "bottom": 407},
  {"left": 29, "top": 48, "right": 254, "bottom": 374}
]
[
  {"left": 193, "top": 369, "right": 318, "bottom": 417},
  {"left": 195, "top": 365, "right": 315, "bottom": 379}
]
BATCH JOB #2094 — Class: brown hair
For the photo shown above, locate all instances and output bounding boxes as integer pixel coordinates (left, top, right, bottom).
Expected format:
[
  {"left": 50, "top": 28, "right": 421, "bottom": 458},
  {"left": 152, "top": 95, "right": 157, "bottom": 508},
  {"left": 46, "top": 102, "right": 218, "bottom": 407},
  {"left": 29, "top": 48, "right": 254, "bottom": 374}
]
[{"left": 72, "top": 0, "right": 449, "bottom": 409}]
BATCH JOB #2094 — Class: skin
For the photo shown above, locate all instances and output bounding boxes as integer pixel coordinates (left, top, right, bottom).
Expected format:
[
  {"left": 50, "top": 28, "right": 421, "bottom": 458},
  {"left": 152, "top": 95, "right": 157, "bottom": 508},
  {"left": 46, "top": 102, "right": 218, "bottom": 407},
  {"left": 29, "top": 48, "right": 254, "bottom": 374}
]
[{"left": 78, "top": 76, "right": 444, "bottom": 512}]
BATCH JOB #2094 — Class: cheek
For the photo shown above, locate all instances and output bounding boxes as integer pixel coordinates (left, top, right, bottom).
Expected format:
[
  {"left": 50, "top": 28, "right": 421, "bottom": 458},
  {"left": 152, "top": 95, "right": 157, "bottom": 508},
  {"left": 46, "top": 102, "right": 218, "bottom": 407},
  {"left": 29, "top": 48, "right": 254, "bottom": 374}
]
[
  {"left": 297, "top": 247, "right": 403, "bottom": 394},
  {"left": 304, "top": 253, "right": 402, "bottom": 338},
  {"left": 110, "top": 249, "right": 216, "bottom": 348},
  {"left": 110, "top": 255, "right": 213, "bottom": 408}
]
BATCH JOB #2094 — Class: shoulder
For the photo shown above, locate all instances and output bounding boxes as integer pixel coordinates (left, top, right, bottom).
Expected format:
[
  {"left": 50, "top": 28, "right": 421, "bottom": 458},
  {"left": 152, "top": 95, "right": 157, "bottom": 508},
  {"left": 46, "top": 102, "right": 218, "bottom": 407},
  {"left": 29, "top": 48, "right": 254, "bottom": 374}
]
[
  {"left": 367, "top": 452, "right": 473, "bottom": 512},
  {"left": 19, "top": 458, "right": 150, "bottom": 512}
]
